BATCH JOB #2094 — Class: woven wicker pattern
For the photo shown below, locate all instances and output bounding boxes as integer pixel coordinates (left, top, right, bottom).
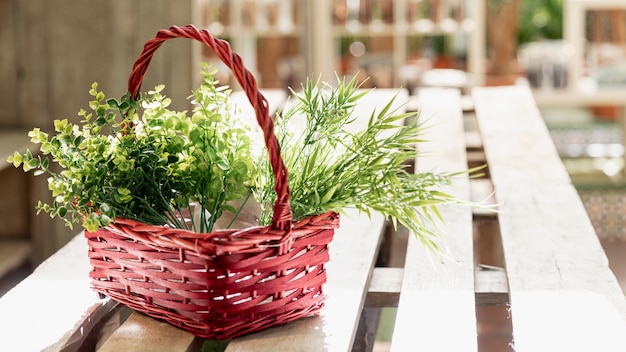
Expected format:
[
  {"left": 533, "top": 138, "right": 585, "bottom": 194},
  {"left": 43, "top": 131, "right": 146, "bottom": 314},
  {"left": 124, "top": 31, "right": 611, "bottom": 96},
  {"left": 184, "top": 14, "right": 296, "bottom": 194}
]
[{"left": 85, "top": 25, "right": 340, "bottom": 339}]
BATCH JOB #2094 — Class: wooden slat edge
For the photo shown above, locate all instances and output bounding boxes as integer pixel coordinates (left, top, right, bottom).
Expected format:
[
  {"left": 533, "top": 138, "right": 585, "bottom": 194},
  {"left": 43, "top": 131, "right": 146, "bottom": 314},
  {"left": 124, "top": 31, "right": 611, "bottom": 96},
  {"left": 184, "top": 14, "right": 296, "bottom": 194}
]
[
  {"left": 0, "top": 234, "right": 118, "bottom": 351},
  {"left": 470, "top": 178, "right": 497, "bottom": 218},
  {"left": 474, "top": 266, "right": 509, "bottom": 306},
  {"left": 365, "top": 266, "right": 509, "bottom": 308},
  {"left": 473, "top": 85, "right": 626, "bottom": 351},
  {"left": 391, "top": 88, "right": 476, "bottom": 352},
  {"left": 365, "top": 267, "right": 403, "bottom": 308}
]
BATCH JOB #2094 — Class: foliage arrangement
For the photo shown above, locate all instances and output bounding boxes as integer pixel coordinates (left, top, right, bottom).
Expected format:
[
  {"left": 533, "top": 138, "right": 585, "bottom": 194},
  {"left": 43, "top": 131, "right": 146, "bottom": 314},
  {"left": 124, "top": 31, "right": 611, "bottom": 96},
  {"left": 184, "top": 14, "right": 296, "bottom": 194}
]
[
  {"left": 517, "top": 0, "right": 562, "bottom": 45},
  {"left": 9, "top": 65, "right": 257, "bottom": 233},
  {"left": 255, "top": 77, "right": 460, "bottom": 249},
  {"left": 9, "top": 65, "right": 467, "bottom": 250}
]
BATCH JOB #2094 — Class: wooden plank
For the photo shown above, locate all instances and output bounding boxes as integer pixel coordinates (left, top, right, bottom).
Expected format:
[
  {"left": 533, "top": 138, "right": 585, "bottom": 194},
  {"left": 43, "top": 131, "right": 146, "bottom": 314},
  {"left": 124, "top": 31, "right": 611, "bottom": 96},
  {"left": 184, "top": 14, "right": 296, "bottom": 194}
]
[
  {"left": 473, "top": 85, "right": 626, "bottom": 351},
  {"left": 0, "top": 0, "right": 17, "bottom": 127},
  {"left": 19, "top": 1, "right": 113, "bottom": 264},
  {"left": 165, "top": 0, "right": 196, "bottom": 110},
  {"left": 470, "top": 178, "right": 497, "bottom": 218},
  {"left": 225, "top": 209, "right": 386, "bottom": 352},
  {"left": 9, "top": 1, "right": 198, "bottom": 265},
  {"left": 464, "top": 131, "right": 483, "bottom": 150},
  {"left": 13, "top": 0, "right": 51, "bottom": 129},
  {"left": 98, "top": 312, "right": 199, "bottom": 352},
  {"left": 474, "top": 265, "right": 509, "bottom": 306},
  {"left": 0, "top": 233, "right": 118, "bottom": 351},
  {"left": 135, "top": 0, "right": 167, "bottom": 105},
  {"left": 365, "top": 267, "right": 509, "bottom": 308},
  {"left": 365, "top": 267, "right": 403, "bottom": 308},
  {"left": 47, "top": 1, "right": 107, "bottom": 125},
  {"left": 391, "top": 88, "right": 476, "bottom": 351},
  {"left": 103, "top": 0, "right": 137, "bottom": 95}
]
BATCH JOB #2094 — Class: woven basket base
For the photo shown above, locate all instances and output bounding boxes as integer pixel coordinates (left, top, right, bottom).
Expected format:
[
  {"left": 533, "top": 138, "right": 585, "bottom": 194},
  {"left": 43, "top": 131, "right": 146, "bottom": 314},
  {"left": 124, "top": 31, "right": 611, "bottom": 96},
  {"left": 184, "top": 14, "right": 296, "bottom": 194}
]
[{"left": 85, "top": 213, "right": 339, "bottom": 339}]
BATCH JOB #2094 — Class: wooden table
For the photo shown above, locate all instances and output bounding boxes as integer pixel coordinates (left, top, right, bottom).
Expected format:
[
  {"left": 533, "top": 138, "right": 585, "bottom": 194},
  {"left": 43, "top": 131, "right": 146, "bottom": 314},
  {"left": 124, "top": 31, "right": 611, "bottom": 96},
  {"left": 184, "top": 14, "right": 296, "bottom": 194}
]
[{"left": 1, "top": 86, "right": 625, "bottom": 351}]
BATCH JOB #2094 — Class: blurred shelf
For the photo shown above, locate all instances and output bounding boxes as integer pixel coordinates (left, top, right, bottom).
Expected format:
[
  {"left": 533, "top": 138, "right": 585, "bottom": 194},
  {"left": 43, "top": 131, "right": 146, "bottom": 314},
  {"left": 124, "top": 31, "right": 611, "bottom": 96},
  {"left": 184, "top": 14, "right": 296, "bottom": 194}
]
[{"left": 532, "top": 88, "right": 626, "bottom": 106}]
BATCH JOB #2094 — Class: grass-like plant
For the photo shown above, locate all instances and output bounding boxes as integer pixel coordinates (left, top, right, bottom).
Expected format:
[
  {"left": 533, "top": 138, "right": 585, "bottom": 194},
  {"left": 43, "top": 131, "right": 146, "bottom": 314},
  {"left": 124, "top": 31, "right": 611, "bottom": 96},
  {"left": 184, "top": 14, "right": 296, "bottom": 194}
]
[{"left": 254, "top": 77, "right": 463, "bottom": 250}]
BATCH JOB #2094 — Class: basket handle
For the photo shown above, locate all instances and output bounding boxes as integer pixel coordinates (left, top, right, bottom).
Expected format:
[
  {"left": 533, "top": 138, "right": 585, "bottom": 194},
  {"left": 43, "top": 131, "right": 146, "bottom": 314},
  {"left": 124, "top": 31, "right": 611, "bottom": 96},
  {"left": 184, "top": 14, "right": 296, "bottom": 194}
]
[{"left": 127, "top": 25, "right": 292, "bottom": 232}]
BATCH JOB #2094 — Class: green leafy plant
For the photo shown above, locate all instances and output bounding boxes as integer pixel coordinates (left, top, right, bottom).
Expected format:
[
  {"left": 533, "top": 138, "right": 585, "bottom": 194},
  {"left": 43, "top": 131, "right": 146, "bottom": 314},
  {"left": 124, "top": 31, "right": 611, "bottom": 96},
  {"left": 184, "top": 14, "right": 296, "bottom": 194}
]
[
  {"left": 8, "top": 64, "right": 257, "bottom": 233},
  {"left": 9, "top": 66, "right": 471, "bottom": 251},
  {"left": 254, "top": 77, "right": 466, "bottom": 250}
]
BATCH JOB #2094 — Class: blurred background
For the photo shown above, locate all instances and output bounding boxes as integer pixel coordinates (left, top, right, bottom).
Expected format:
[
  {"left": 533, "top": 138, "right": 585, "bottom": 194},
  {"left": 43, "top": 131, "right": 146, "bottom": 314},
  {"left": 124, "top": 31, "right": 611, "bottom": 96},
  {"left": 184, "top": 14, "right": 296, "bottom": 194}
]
[{"left": 1, "top": 1, "right": 626, "bottom": 350}]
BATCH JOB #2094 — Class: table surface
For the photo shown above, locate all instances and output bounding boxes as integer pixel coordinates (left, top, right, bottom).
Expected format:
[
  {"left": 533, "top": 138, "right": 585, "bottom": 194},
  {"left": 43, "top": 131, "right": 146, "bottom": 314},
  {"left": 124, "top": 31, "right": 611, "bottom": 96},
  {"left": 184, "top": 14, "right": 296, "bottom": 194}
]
[{"left": 1, "top": 86, "right": 626, "bottom": 352}]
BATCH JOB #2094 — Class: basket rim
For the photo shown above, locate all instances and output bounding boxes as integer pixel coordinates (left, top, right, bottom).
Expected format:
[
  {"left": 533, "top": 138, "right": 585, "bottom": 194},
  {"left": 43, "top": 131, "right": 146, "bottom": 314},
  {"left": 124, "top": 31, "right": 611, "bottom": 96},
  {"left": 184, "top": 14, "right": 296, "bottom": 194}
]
[{"left": 87, "top": 211, "right": 340, "bottom": 256}]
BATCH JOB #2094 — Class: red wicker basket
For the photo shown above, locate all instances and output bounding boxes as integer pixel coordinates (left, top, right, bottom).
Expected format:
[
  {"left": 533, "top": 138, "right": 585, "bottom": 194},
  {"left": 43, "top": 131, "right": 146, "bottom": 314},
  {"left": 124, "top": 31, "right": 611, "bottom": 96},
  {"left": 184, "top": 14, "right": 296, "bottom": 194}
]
[{"left": 85, "top": 24, "right": 340, "bottom": 340}]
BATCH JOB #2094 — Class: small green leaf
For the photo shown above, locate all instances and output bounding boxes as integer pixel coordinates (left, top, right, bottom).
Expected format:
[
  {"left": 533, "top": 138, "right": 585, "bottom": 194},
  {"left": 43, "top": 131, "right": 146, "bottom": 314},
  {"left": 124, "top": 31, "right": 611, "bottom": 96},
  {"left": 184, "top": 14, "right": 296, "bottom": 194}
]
[
  {"left": 107, "top": 98, "right": 119, "bottom": 109},
  {"left": 320, "top": 184, "right": 339, "bottom": 204},
  {"left": 96, "top": 105, "right": 107, "bottom": 116},
  {"left": 99, "top": 214, "right": 111, "bottom": 227},
  {"left": 216, "top": 156, "right": 230, "bottom": 170},
  {"left": 9, "top": 152, "right": 23, "bottom": 166}
]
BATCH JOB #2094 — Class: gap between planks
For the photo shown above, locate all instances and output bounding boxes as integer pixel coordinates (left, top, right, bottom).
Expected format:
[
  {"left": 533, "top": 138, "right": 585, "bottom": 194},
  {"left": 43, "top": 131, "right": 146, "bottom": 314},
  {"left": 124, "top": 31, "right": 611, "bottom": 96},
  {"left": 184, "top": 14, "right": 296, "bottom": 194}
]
[{"left": 366, "top": 174, "right": 505, "bottom": 308}]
